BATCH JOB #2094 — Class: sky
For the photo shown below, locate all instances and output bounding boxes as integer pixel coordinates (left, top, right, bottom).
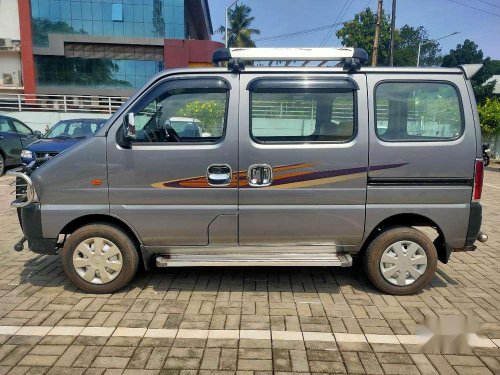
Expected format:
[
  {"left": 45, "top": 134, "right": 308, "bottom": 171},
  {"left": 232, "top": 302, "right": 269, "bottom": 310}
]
[{"left": 208, "top": 0, "right": 500, "bottom": 60}]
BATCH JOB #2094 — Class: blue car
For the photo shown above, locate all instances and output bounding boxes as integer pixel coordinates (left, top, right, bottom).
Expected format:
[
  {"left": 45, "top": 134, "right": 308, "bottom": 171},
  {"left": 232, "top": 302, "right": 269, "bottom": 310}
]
[{"left": 21, "top": 118, "right": 106, "bottom": 166}]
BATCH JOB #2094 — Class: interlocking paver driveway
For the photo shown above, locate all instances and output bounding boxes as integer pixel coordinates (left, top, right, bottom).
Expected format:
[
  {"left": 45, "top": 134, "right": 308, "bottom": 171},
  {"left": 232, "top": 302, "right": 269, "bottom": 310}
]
[{"left": 0, "top": 171, "right": 499, "bottom": 374}]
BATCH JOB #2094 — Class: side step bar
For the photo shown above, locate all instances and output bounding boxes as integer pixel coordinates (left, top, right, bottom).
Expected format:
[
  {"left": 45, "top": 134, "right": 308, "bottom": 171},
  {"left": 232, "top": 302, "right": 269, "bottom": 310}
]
[{"left": 156, "top": 253, "right": 352, "bottom": 268}]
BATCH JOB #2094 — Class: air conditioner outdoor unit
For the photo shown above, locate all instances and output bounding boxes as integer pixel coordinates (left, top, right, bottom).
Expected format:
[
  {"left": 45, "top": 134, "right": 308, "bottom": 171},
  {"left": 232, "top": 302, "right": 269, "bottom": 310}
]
[
  {"left": 1, "top": 72, "right": 21, "bottom": 87},
  {"left": 0, "top": 38, "right": 13, "bottom": 48}
]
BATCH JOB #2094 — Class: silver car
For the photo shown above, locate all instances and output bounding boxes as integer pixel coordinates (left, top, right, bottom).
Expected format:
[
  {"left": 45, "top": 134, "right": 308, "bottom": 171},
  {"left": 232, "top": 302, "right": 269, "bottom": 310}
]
[{"left": 12, "top": 47, "right": 486, "bottom": 295}]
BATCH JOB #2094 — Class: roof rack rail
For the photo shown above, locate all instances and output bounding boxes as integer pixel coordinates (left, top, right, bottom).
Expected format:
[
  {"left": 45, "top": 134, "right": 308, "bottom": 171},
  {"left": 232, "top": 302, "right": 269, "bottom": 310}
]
[{"left": 212, "top": 47, "right": 368, "bottom": 73}]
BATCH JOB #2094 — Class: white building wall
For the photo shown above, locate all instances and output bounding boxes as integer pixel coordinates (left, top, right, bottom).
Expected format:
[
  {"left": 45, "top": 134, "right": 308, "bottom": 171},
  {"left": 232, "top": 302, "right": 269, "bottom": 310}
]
[
  {"left": 0, "top": 0, "right": 22, "bottom": 90},
  {"left": 0, "top": 0, "right": 20, "bottom": 40}
]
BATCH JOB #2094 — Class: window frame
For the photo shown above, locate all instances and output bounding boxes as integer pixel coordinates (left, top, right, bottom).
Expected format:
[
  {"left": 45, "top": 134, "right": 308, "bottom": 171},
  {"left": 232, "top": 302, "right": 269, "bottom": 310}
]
[
  {"left": 373, "top": 79, "right": 465, "bottom": 143},
  {"left": 12, "top": 119, "right": 33, "bottom": 136},
  {"left": 127, "top": 77, "right": 231, "bottom": 147},
  {"left": 248, "top": 78, "right": 358, "bottom": 145}
]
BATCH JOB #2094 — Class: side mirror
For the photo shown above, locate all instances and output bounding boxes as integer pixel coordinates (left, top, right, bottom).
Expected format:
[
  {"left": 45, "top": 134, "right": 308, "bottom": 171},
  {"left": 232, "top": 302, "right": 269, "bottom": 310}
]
[
  {"left": 124, "top": 113, "right": 136, "bottom": 139},
  {"left": 34, "top": 130, "right": 42, "bottom": 139}
]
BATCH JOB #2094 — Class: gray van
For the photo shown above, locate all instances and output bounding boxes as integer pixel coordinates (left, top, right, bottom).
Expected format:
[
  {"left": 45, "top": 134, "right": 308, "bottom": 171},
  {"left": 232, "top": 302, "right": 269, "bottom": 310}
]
[{"left": 11, "top": 48, "right": 487, "bottom": 295}]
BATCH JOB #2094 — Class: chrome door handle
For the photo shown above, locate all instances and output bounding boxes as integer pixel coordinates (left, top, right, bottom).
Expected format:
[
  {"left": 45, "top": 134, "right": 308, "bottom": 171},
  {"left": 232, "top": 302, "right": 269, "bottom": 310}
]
[
  {"left": 206, "top": 164, "right": 232, "bottom": 186},
  {"left": 248, "top": 164, "right": 273, "bottom": 187}
]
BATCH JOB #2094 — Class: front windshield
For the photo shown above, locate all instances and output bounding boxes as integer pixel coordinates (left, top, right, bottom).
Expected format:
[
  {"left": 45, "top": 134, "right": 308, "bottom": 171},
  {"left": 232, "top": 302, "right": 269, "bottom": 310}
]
[{"left": 45, "top": 121, "right": 103, "bottom": 139}]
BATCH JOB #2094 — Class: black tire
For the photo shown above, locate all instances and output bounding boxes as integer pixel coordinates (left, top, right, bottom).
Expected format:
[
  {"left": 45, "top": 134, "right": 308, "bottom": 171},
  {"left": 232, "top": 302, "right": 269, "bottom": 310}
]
[
  {"left": 61, "top": 223, "right": 139, "bottom": 293},
  {"left": 364, "top": 227, "right": 438, "bottom": 295},
  {"left": 483, "top": 154, "right": 490, "bottom": 167},
  {"left": 0, "top": 153, "right": 5, "bottom": 176}
]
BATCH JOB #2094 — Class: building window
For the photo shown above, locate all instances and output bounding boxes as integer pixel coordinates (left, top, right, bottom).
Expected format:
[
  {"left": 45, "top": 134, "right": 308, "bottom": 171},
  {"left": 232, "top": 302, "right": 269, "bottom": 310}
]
[
  {"left": 111, "top": 4, "right": 123, "bottom": 22},
  {"left": 30, "top": 0, "right": 185, "bottom": 46}
]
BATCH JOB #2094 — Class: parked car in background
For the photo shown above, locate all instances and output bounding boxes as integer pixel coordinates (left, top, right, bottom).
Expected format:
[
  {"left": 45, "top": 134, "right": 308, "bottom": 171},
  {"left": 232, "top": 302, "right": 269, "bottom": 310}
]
[
  {"left": 0, "top": 115, "right": 41, "bottom": 175},
  {"left": 20, "top": 118, "right": 107, "bottom": 166}
]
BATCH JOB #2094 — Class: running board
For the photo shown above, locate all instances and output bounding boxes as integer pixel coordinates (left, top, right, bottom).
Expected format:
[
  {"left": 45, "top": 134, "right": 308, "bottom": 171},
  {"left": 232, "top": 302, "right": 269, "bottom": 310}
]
[{"left": 156, "top": 253, "right": 352, "bottom": 268}]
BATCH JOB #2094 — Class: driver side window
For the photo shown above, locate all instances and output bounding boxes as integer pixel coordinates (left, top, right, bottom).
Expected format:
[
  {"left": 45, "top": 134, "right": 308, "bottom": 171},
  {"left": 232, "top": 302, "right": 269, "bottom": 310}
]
[{"left": 133, "top": 87, "right": 228, "bottom": 143}]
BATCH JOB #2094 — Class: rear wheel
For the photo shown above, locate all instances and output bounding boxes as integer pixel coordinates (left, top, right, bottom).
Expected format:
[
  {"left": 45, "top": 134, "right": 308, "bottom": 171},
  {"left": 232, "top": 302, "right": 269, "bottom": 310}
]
[
  {"left": 61, "top": 224, "right": 139, "bottom": 293},
  {"left": 364, "top": 227, "right": 437, "bottom": 295}
]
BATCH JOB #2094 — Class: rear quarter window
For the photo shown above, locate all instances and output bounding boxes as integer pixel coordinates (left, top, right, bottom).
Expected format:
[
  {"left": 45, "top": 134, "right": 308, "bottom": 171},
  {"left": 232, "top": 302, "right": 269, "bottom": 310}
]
[{"left": 375, "top": 81, "right": 463, "bottom": 142}]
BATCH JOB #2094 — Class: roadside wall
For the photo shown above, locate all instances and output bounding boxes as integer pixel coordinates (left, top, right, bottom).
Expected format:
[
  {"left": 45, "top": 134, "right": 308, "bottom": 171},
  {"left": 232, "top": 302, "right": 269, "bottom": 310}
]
[{"left": 0, "top": 111, "right": 110, "bottom": 132}]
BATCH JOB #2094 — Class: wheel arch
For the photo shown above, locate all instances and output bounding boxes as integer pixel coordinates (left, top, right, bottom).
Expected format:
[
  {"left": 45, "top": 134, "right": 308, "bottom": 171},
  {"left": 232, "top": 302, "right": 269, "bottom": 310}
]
[
  {"left": 59, "top": 214, "right": 145, "bottom": 267},
  {"left": 361, "top": 213, "right": 449, "bottom": 263}
]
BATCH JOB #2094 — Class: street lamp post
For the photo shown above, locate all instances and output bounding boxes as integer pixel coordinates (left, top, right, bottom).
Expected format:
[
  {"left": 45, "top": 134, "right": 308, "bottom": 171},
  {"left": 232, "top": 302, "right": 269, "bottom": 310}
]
[
  {"left": 417, "top": 31, "right": 460, "bottom": 67},
  {"left": 225, "top": 0, "right": 239, "bottom": 48}
]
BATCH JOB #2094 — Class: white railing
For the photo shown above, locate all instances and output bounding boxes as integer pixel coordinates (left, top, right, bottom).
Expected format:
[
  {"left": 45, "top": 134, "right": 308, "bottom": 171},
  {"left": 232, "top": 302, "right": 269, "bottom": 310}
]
[{"left": 0, "top": 93, "right": 129, "bottom": 114}]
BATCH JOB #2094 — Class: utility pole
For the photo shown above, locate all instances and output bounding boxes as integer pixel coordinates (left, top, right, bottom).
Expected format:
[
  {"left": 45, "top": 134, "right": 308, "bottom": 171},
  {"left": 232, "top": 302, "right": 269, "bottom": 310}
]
[
  {"left": 371, "top": 0, "right": 383, "bottom": 66},
  {"left": 388, "top": 0, "right": 396, "bottom": 66}
]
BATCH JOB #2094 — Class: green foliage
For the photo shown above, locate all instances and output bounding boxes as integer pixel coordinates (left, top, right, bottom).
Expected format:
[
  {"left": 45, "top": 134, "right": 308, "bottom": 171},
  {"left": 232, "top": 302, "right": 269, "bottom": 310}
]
[
  {"left": 35, "top": 56, "right": 131, "bottom": 88},
  {"left": 32, "top": 18, "right": 84, "bottom": 47},
  {"left": 217, "top": 3, "right": 261, "bottom": 47},
  {"left": 176, "top": 100, "right": 226, "bottom": 134},
  {"left": 441, "top": 39, "right": 497, "bottom": 103},
  {"left": 153, "top": 0, "right": 166, "bottom": 37},
  {"left": 478, "top": 98, "right": 500, "bottom": 136},
  {"left": 335, "top": 8, "right": 441, "bottom": 67}
]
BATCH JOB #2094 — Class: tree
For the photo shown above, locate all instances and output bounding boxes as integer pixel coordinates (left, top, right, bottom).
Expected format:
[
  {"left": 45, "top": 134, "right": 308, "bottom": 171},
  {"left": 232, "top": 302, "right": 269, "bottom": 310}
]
[
  {"left": 176, "top": 100, "right": 226, "bottom": 135},
  {"left": 32, "top": 18, "right": 84, "bottom": 47},
  {"left": 217, "top": 3, "right": 260, "bottom": 47},
  {"left": 153, "top": 0, "right": 166, "bottom": 37},
  {"left": 478, "top": 98, "right": 500, "bottom": 137},
  {"left": 335, "top": 8, "right": 440, "bottom": 67},
  {"left": 394, "top": 25, "right": 441, "bottom": 67},
  {"left": 442, "top": 39, "right": 497, "bottom": 103}
]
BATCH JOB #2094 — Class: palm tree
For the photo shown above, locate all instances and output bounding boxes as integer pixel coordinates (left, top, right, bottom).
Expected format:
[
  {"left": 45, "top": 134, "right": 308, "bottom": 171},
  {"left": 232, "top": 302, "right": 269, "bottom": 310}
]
[{"left": 217, "top": 4, "right": 260, "bottom": 47}]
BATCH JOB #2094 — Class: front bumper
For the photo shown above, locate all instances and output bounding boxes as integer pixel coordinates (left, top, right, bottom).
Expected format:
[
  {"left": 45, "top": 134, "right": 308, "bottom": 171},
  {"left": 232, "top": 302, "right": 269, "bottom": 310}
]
[{"left": 17, "top": 204, "right": 57, "bottom": 255}]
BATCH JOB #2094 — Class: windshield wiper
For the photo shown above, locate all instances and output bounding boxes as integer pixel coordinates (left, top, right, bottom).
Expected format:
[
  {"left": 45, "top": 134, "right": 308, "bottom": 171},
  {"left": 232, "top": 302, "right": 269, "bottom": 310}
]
[{"left": 52, "top": 135, "right": 71, "bottom": 139}]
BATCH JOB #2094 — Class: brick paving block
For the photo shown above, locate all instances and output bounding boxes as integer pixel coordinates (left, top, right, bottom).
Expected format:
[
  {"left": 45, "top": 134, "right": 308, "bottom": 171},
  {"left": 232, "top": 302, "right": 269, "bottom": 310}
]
[
  {"left": 308, "top": 360, "right": 347, "bottom": 373},
  {"left": 453, "top": 366, "right": 494, "bottom": 375},
  {"left": 18, "top": 354, "right": 59, "bottom": 367},
  {"left": 200, "top": 347, "right": 220, "bottom": 370},
  {"left": 342, "top": 352, "right": 365, "bottom": 374},
  {"left": 93, "top": 356, "right": 130, "bottom": 369},
  {"left": 382, "top": 363, "right": 421, "bottom": 375},
  {"left": 145, "top": 347, "right": 169, "bottom": 369},
  {"left": 237, "top": 359, "right": 273, "bottom": 371},
  {"left": 272, "top": 349, "right": 291, "bottom": 372}
]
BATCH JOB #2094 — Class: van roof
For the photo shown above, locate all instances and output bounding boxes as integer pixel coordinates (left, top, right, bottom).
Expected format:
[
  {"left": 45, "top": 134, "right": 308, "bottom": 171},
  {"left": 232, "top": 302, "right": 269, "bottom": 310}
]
[{"left": 160, "top": 65, "right": 467, "bottom": 76}]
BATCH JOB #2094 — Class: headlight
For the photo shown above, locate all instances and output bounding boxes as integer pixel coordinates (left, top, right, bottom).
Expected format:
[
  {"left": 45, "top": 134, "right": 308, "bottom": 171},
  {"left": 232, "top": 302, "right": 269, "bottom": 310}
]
[{"left": 21, "top": 150, "right": 33, "bottom": 159}]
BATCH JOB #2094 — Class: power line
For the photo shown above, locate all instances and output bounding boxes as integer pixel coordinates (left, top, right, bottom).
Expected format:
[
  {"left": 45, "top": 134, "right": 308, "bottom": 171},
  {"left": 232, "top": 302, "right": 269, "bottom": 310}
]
[
  {"left": 328, "top": 0, "right": 356, "bottom": 46},
  {"left": 255, "top": 20, "right": 353, "bottom": 42},
  {"left": 319, "top": 0, "right": 351, "bottom": 47},
  {"left": 475, "top": 0, "right": 500, "bottom": 10},
  {"left": 445, "top": 0, "right": 500, "bottom": 17}
]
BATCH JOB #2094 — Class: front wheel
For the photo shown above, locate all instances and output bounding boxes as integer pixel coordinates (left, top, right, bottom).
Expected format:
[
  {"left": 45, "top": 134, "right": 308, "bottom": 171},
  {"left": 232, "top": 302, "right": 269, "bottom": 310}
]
[
  {"left": 61, "top": 223, "right": 139, "bottom": 293},
  {"left": 483, "top": 154, "right": 490, "bottom": 167},
  {"left": 364, "top": 227, "right": 437, "bottom": 295}
]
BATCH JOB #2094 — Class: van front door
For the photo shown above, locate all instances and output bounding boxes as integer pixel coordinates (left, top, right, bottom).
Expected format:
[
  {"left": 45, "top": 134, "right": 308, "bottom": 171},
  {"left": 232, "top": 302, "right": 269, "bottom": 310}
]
[
  {"left": 238, "top": 74, "right": 368, "bottom": 246},
  {"left": 107, "top": 74, "right": 239, "bottom": 246}
]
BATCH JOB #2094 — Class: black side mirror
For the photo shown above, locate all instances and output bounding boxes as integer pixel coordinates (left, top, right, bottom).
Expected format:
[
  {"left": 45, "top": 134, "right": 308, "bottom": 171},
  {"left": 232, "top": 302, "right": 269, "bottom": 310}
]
[
  {"left": 117, "top": 113, "right": 136, "bottom": 148},
  {"left": 34, "top": 130, "right": 42, "bottom": 139}
]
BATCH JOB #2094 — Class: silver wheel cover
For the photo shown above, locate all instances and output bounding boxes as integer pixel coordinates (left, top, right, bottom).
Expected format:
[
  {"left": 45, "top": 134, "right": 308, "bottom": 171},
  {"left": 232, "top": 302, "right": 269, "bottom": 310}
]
[
  {"left": 73, "top": 237, "right": 123, "bottom": 284},
  {"left": 379, "top": 240, "right": 428, "bottom": 286}
]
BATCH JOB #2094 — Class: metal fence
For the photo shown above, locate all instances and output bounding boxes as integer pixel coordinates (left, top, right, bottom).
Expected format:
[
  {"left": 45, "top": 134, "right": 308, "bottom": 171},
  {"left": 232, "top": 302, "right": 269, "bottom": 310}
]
[{"left": 0, "top": 93, "right": 128, "bottom": 114}]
